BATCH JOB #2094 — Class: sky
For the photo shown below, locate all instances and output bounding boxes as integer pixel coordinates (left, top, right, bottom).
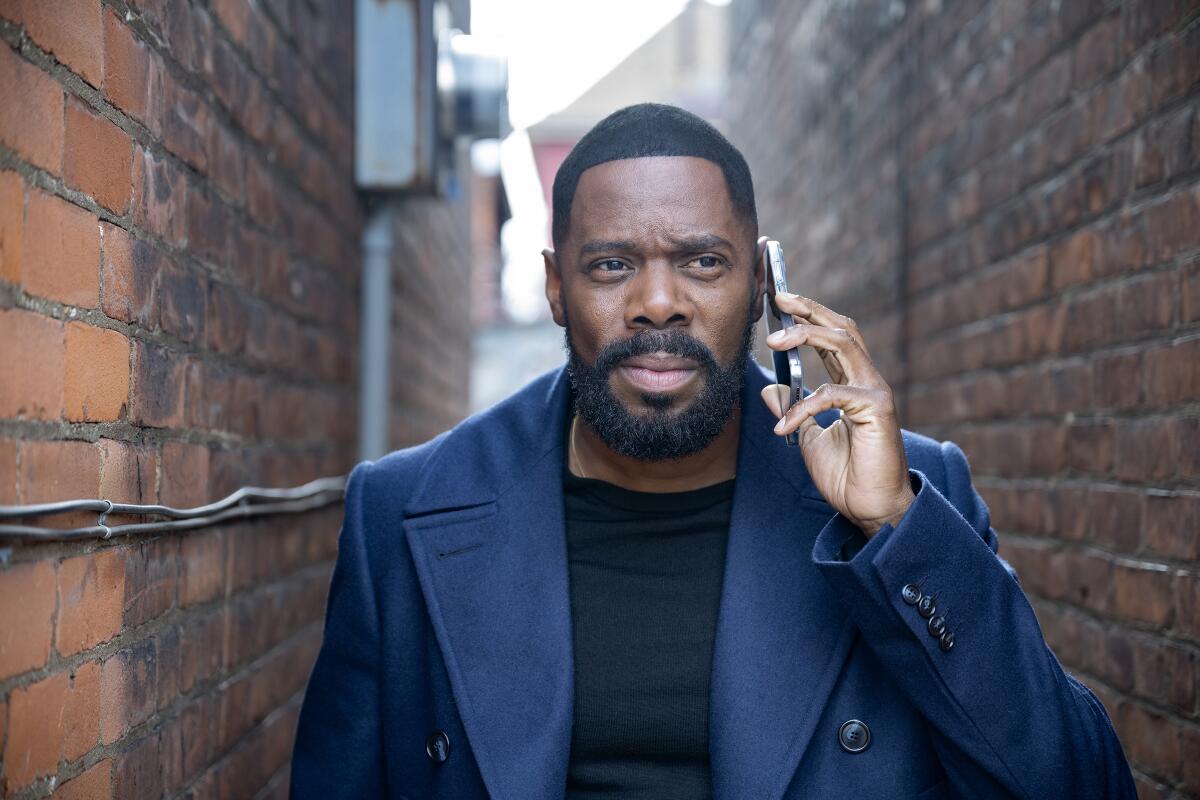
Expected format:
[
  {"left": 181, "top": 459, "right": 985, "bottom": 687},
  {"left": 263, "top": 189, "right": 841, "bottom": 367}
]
[{"left": 469, "top": 0, "right": 724, "bottom": 322}]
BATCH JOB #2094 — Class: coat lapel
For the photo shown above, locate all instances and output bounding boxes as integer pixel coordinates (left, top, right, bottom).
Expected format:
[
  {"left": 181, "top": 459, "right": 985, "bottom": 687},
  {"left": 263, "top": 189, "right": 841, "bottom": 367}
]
[
  {"left": 709, "top": 364, "right": 858, "bottom": 800},
  {"left": 401, "top": 360, "right": 856, "bottom": 800},
  {"left": 402, "top": 366, "right": 576, "bottom": 800}
]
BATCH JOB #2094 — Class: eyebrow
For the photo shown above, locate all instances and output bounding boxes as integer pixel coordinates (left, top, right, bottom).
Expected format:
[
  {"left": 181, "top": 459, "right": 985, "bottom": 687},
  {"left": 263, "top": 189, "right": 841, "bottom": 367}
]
[
  {"left": 578, "top": 233, "right": 735, "bottom": 256},
  {"left": 580, "top": 239, "right": 638, "bottom": 255}
]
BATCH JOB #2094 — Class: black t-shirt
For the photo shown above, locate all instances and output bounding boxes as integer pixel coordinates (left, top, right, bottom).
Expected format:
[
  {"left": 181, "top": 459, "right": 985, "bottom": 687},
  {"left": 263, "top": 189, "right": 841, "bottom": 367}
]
[{"left": 562, "top": 456, "right": 734, "bottom": 799}]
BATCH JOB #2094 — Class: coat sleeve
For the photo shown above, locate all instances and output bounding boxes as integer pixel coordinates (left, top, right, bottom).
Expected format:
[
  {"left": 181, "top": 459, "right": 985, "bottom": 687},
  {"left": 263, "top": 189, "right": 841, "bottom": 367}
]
[
  {"left": 811, "top": 440, "right": 1136, "bottom": 799},
  {"left": 291, "top": 460, "right": 386, "bottom": 798}
]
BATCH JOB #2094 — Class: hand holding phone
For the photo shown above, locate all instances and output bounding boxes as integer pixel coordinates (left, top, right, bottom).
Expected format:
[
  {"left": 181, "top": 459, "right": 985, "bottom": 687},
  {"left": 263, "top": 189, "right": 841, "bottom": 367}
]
[{"left": 762, "top": 241, "right": 804, "bottom": 446}]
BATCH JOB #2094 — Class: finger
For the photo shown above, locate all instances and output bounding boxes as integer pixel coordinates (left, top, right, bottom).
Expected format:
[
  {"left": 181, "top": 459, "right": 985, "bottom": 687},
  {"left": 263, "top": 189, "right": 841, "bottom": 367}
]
[
  {"left": 773, "top": 383, "right": 894, "bottom": 438},
  {"left": 760, "top": 384, "right": 790, "bottom": 419},
  {"left": 772, "top": 292, "right": 863, "bottom": 341},
  {"left": 766, "top": 324, "right": 885, "bottom": 388}
]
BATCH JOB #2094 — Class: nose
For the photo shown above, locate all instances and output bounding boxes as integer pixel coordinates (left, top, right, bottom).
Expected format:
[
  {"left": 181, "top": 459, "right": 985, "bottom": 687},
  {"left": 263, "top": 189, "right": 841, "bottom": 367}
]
[{"left": 625, "top": 260, "right": 691, "bottom": 330}]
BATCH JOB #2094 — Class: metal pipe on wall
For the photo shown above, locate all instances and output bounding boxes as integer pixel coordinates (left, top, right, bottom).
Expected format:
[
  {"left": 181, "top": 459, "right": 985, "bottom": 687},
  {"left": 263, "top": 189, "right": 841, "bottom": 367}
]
[{"left": 358, "top": 206, "right": 394, "bottom": 462}]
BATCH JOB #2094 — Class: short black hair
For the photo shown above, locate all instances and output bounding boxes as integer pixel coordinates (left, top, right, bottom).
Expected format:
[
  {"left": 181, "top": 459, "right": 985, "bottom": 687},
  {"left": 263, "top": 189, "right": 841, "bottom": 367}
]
[{"left": 551, "top": 103, "right": 758, "bottom": 252}]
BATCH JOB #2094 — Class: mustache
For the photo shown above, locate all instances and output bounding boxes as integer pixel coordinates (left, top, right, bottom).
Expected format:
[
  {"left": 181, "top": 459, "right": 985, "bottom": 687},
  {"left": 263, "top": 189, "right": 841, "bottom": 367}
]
[{"left": 592, "top": 328, "right": 719, "bottom": 375}]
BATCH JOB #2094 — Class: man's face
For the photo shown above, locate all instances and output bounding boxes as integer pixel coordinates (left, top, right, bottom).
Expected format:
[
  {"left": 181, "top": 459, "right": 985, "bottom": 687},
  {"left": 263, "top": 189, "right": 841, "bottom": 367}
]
[{"left": 544, "top": 156, "right": 764, "bottom": 461}]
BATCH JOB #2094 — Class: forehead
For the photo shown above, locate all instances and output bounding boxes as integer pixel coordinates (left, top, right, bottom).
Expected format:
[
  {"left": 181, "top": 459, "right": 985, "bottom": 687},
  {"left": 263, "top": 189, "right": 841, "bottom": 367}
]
[{"left": 568, "top": 156, "right": 741, "bottom": 247}]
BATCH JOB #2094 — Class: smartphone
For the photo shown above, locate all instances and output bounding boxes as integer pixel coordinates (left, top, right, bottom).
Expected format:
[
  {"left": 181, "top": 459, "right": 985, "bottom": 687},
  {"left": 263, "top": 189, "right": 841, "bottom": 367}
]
[{"left": 762, "top": 240, "right": 803, "bottom": 446}]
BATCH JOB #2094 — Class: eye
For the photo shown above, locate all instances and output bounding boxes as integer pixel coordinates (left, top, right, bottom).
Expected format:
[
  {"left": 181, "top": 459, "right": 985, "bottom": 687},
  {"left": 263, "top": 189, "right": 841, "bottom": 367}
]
[
  {"left": 591, "top": 259, "right": 630, "bottom": 273},
  {"left": 686, "top": 254, "right": 727, "bottom": 269}
]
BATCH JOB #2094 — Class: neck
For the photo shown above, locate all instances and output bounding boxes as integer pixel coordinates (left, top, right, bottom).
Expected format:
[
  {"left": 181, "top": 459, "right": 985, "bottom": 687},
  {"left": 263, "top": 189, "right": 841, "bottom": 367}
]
[{"left": 569, "top": 407, "right": 741, "bottom": 492}]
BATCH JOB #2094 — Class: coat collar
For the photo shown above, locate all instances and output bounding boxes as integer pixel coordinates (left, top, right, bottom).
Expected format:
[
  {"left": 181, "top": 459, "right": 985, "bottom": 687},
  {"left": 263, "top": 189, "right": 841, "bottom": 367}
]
[{"left": 402, "top": 360, "right": 855, "bottom": 800}]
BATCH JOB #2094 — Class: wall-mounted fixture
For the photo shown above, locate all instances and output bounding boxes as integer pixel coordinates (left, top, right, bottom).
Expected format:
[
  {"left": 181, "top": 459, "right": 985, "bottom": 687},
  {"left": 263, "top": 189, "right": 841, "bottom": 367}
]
[{"left": 355, "top": 0, "right": 509, "bottom": 194}]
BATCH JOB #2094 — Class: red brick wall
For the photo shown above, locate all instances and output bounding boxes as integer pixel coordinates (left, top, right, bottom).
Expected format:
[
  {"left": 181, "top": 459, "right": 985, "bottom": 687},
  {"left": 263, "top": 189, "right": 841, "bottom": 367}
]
[
  {"left": 728, "top": 0, "right": 1199, "bottom": 796},
  {"left": 0, "top": 1, "right": 472, "bottom": 797}
]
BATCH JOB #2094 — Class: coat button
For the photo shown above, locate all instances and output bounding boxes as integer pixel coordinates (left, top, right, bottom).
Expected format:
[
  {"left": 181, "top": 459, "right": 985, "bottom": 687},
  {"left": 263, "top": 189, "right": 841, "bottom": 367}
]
[
  {"left": 901, "top": 583, "right": 922, "bottom": 605},
  {"left": 917, "top": 594, "right": 936, "bottom": 619},
  {"left": 838, "top": 719, "right": 871, "bottom": 753},
  {"left": 928, "top": 615, "right": 946, "bottom": 638},
  {"left": 426, "top": 730, "right": 451, "bottom": 763},
  {"left": 939, "top": 630, "right": 955, "bottom": 652}
]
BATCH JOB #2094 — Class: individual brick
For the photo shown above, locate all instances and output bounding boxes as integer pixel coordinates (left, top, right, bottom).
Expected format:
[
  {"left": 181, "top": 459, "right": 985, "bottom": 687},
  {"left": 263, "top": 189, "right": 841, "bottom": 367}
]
[
  {"left": 0, "top": 307, "right": 65, "bottom": 420},
  {"left": 64, "top": 321, "right": 130, "bottom": 422},
  {"left": 16, "top": 0, "right": 104, "bottom": 87},
  {"left": 1111, "top": 559, "right": 1176, "bottom": 627},
  {"left": 3, "top": 663, "right": 101, "bottom": 791},
  {"left": 131, "top": 146, "right": 187, "bottom": 247},
  {"left": 211, "top": 0, "right": 251, "bottom": 45},
  {"left": 179, "top": 530, "right": 226, "bottom": 607},
  {"left": 179, "top": 608, "right": 228, "bottom": 692},
  {"left": 0, "top": 561, "right": 57, "bottom": 680},
  {"left": 18, "top": 439, "right": 101, "bottom": 505},
  {"left": 62, "top": 660, "right": 103, "bottom": 761},
  {"left": 1144, "top": 494, "right": 1200, "bottom": 561},
  {"left": 64, "top": 99, "right": 133, "bottom": 213},
  {"left": 1116, "top": 700, "right": 1181, "bottom": 780},
  {"left": 0, "top": 170, "right": 22, "bottom": 284},
  {"left": 0, "top": 42, "right": 64, "bottom": 173},
  {"left": 1142, "top": 337, "right": 1200, "bottom": 408},
  {"left": 97, "top": 437, "right": 157, "bottom": 506},
  {"left": 100, "top": 637, "right": 156, "bottom": 745},
  {"left": 21, "top": 190, "right": 101, "bottom": 307},
  {"left": 57, "top": 547, "right": 126, "bottom": 656},
  {"left": 100, "top": 225, "right": 161, "bottom": 329},
  {"left": 129, "top": 340, "right": 186, "bottom": 428},
  {"left": 159, "top": 440, "right": 210, "bottom": 509},
  {"left": 158, "top": 264, "right": 207, "bottom": 344},
  {"left": 185, "top": 186, "right": 232, "bottom": 269},
  {"left": 206, "top": 279, "right": 249, "bottom": 356},
  {"left": 112, "top": 727, "right": 163, "bottom": 799},
  {"left": 162, "top": 79, "right": 211, "bottom": 172},
  {"left": 122, "top": 536, "right": 179, "bottom": 628},
  {"left": 102, "top": 8, "right": 161, "bottom": 129}
]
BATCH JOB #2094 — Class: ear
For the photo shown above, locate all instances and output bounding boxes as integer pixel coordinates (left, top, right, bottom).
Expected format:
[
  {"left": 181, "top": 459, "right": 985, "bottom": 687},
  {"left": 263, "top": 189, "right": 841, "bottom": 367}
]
[
  {"left": 750, "top": 235, "right": 768, "bottom": 323},
  {"left": 543, "top": 248, "right": 567, "bottom": 327}
]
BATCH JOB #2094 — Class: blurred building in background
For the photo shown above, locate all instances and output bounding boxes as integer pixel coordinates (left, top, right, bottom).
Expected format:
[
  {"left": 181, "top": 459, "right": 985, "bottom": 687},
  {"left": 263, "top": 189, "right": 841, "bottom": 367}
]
[
  {"left": 0, "top": 0, "right": 502, "bottom": 796},
  {"left": 726, "top": 0, "right": 1199, "bottom": 796},
  {"left": 527, "top": 0, "right": 730, "bottom": 243}
]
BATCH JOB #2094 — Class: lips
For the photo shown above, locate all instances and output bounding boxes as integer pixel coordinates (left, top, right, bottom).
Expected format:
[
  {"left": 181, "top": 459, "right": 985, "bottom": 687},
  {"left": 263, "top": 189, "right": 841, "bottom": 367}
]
[{"left": 618, "top": 352, "right": 698, "bottom": 392}]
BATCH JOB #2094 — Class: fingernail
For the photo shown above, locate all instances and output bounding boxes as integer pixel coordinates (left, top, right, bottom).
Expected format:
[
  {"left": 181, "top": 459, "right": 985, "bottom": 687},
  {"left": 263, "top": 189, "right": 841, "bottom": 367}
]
[
  {"left": 774, "top": 418, "right": 785, "bottom": 433},
  {"left": 767, "top": 330, "right": 785, "bottom": 344}
]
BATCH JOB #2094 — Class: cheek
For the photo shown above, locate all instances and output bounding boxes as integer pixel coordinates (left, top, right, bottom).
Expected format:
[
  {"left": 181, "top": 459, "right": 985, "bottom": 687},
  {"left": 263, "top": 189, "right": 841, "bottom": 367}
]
[
  {"left": 701, "top": 290, "right": 755, "bottom": 359},
  {"left": 565, "top": 296, "right": 621, "bottom": 362}
]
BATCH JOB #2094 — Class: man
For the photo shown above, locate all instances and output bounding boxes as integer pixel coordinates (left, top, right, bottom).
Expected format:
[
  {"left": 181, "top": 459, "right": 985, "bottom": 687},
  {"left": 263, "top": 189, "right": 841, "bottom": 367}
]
[{"left": 291, "top": 103, "right": 1135, "bottom": 799}]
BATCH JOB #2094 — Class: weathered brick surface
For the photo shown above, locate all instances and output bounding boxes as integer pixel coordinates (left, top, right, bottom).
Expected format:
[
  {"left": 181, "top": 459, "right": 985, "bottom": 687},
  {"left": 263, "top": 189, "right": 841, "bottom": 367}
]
[
  {"left": 64, "top": 321, "right": 130, "bottom": 422},
  {"left": 22, "top": 189, "right": 100, "bottom": 308},
  {"left": 0, "top": 561, "right": 56, "bottom": 681},
  {"left": 1, "top": 307, "right": 64, "bottom": 420},
  {"left": 63, "top": 99, "right": 133, "bottom": 214},
  {"left": 0, "top": 170, "right": 22, "bottom": 284},
  {"left": 0, "top": 42, "right": 63, "bottom": 174},
  {"left": 729, "top": 1, "right": 1200, "bottom": 794},
  {"left": 57, "top": 548, "right": 126, "bottom": 657},
  {"left": 1, "top": 0, "right": 473, "bottom": 795}
]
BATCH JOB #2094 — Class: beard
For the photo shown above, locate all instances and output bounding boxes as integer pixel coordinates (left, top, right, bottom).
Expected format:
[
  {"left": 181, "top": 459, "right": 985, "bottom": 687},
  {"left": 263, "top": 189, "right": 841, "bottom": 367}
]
[{"left": 562, "top": 293, "right": 758, "bottom": 462}]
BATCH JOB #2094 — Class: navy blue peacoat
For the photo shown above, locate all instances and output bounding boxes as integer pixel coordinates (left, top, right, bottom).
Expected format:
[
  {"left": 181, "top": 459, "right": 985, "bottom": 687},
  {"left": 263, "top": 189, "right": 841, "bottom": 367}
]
[{"left": 290, "top": 360, "right": 1136, "bottom": 799}]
